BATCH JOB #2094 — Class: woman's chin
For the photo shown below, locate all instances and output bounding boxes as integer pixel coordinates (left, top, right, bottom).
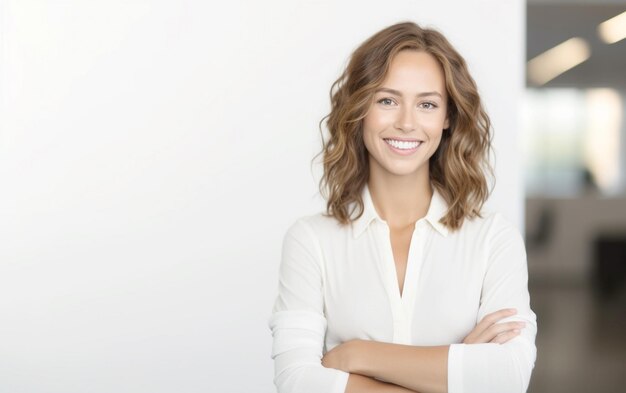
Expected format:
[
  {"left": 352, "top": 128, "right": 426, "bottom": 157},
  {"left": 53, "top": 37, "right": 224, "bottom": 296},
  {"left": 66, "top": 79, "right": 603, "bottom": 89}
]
[{"left": 382, "top": 165, "right": 427, "bottom": 178}]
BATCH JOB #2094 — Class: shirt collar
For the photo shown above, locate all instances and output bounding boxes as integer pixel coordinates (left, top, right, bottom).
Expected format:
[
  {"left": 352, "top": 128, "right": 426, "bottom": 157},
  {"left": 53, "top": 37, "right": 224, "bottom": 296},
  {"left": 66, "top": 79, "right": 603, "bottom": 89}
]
[{"left": 351, "top": 183, "right": 450, "bottom": 239}]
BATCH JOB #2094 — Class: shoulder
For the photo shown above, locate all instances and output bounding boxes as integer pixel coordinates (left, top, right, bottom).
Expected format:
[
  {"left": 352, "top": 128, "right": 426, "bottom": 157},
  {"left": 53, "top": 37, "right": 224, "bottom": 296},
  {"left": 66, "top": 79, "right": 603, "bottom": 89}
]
[
  {"left": 283, "top": 211, "right": 348, "bottom": 247},
  {"left": 461, "top": 208, "right": 520, "bottom": 233},
  {"left": 461, "top": 210, "right": 525, "bottom": 248},
  {"left": 286, "top": 211, "right": 347, "bottom": 237},
  {"left": 462, "top": 211, "right": 527, "bottom": 270},
  {"left": 280, "top": 213, "right": 348, "bottom": 275}
]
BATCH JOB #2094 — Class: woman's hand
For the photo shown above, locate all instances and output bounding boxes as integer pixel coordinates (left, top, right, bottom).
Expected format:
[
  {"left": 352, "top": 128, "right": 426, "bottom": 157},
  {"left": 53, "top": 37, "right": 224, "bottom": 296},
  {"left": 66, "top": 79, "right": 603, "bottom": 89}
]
[
  {"left": 321, "top": 339, "right": 363, "bottom": 373},
  {"left": 463, "top": 308, "right": 526, "bottom": 344}
]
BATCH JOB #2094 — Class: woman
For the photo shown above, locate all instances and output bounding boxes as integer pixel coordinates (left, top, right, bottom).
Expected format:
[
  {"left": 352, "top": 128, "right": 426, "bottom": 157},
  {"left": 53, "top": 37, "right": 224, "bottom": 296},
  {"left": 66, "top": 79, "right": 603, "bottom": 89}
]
[{"left": 268, "top": 21, "right": 537, "bottom": 393}]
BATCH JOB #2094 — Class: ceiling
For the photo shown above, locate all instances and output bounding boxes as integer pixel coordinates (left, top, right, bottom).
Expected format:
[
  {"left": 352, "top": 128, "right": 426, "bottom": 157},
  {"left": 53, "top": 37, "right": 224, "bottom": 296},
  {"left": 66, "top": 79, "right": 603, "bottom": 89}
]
[{"left": 527, "top": 2, "right": 626, "bottom": 88}]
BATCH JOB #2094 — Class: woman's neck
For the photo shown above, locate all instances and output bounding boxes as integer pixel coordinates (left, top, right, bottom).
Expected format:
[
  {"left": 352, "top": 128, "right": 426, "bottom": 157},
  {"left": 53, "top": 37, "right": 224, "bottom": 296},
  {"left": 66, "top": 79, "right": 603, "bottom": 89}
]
[{"left": 367, "top": 169, "right": 432, "bottom": 230}]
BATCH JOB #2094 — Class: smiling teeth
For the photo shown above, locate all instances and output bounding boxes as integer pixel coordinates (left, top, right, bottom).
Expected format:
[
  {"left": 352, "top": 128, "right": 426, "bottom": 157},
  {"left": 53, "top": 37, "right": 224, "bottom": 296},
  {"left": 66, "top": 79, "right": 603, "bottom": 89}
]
[{"left": 384, "top": 139, "right": 422, "bottom": 150}]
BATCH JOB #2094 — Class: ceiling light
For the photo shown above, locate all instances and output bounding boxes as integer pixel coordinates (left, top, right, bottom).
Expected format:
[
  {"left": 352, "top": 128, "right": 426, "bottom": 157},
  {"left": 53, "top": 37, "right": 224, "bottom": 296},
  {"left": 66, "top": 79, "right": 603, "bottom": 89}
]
[
  {"left": 583, "top": 88, "right": 622, "bottom": 192},
  {"left": 598, "top": 10, "right": 626, "bottom": 44},
  {"left": 527, "top": 37, "right": 590, "bottom": 86}
]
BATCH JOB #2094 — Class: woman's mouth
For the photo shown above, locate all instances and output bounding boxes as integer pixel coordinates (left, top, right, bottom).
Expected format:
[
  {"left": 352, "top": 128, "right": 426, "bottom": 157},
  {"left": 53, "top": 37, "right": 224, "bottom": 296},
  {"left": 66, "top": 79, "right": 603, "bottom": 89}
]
[{"left": 383, "top": 138, "right": 423, "bottom": 155}]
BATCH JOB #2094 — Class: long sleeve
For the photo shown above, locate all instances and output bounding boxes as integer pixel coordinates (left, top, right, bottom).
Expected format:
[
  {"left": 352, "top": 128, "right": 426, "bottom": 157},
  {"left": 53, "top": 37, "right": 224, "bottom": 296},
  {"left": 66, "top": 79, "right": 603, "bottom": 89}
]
[
  {"left": 447, "top": 213, "right": 538, "bottom": 393},
  {"left": 268, "top": 219, "right": 350, "bottom": 393}
]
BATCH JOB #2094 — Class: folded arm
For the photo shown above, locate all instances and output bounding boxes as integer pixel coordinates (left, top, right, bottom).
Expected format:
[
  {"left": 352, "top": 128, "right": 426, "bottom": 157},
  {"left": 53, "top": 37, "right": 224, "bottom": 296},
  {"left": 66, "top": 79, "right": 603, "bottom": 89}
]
[
  {"left": 321, "top": 338, "right": 444, "bottom": 392},
  {"left": 326, "top": 337, "right": 533, "bottom": 393}
]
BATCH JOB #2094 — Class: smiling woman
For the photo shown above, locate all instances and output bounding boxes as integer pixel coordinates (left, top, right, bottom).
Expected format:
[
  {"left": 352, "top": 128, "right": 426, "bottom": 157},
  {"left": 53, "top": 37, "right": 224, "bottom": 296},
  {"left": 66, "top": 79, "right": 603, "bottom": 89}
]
[{"left": 268, "top": 21, "right": 537, "bottom": 393}]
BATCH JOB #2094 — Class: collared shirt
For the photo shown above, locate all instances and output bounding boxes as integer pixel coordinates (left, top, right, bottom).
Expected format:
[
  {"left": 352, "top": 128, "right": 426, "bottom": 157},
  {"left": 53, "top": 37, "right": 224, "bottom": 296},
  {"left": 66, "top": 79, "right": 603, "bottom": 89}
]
[{"left": 268, "top": 184, "right": 537, "bottom": 393}]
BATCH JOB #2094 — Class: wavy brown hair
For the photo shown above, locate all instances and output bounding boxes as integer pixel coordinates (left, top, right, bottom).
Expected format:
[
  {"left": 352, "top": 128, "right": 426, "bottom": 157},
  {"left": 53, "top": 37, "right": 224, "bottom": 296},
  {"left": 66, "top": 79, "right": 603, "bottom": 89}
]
[{"left": 313, "top": 21, "right": 494, "bottom": 232}]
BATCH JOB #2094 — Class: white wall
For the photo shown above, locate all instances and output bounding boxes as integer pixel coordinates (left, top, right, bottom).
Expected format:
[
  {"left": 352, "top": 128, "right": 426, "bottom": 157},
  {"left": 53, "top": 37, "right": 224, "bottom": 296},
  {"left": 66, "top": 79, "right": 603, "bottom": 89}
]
[{"left": 0, "top": 1, "right": 524, "bottom": 392}]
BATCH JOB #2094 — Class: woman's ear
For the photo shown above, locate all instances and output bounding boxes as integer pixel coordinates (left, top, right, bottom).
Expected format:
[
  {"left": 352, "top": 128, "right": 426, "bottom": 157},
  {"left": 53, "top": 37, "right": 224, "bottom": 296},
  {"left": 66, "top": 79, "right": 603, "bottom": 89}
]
[{"left": 444, "top": 117, "right": 450, "bottom": 130}]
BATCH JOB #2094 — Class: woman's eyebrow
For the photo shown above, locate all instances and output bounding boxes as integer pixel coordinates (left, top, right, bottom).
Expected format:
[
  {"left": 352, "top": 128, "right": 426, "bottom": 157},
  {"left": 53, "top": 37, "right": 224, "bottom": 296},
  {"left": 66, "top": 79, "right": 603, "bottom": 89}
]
[{"left": 374, "top": 87, "right": 443, "bottom": 98}]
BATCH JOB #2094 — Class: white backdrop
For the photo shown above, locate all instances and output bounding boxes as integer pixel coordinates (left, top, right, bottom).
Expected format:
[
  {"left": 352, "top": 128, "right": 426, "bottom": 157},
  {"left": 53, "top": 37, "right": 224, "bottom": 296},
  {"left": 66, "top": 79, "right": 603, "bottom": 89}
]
[{"left": 0, "top": 1, "right": 524, "bottom": 392}]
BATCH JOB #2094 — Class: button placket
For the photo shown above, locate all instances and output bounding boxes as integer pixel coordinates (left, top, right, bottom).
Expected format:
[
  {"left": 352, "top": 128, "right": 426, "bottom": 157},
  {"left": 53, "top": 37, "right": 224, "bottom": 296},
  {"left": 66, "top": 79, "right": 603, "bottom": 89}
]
[
  {"left": 401, "top": 221, "right": 427, "bottom": 342},
  {"left": 375, "top": 220, "right": 409, "bottom": 343}
]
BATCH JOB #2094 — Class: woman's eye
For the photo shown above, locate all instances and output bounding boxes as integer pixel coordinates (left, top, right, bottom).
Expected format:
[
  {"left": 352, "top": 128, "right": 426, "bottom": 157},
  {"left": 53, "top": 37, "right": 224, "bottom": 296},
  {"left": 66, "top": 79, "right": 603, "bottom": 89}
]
[
  {"left": 378, "top": 98, "right": 394, "bottom": 106},
  {"left": 420, "top": 102, "right": 438, "bottom": 110}
]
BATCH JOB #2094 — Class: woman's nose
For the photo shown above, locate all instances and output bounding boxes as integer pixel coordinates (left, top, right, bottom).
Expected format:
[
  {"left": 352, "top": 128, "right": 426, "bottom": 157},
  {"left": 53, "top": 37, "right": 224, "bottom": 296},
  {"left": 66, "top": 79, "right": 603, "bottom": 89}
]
[{"left": 394, "top": 105, "right": 417, "bottom": 132}]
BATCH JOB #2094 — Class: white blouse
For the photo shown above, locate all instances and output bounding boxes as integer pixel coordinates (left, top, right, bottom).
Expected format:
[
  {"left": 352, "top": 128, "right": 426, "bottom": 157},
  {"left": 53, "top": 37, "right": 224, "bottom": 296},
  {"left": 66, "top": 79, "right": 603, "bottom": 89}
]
[{"left": 268, "top": 184, "right": 537, "bottom": 393}]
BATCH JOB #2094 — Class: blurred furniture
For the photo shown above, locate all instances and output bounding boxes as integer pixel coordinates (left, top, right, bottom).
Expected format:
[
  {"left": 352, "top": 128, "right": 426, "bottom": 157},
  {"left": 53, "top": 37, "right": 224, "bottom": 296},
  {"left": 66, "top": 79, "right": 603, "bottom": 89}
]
[
  {"left": 526, "top": 196, "right": 626, "bottom": 289},
  {"left": 592, "top": 234, "right": 626, "bottom": 299}
]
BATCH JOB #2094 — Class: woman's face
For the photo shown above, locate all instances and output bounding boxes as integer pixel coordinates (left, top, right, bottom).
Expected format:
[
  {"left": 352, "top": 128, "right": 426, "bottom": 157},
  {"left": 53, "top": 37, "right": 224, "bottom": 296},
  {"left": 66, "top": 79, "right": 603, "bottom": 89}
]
[{"left": 362, "top": 50, "right": 449, "bottom": 180}]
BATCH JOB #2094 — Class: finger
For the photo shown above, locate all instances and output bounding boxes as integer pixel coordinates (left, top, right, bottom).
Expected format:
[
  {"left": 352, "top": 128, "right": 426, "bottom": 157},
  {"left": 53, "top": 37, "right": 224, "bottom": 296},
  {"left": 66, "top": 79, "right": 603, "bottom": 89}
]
[
  {"left": 478, "top": 321, "right": 526, "bottom": 342},
  {"left": 479, "top": 308, "right": 517, "bottom": 327},
  {"left": 472, "top": 309, "right": 518, "bottom": 338},
  {"left": 490, "top": 329, "right": 521, "bottom": 344}
]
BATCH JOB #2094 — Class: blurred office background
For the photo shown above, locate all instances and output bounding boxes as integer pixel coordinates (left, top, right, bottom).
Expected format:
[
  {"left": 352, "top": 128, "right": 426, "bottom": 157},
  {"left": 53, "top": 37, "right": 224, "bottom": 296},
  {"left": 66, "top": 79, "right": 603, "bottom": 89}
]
[{"left": 525, "top": 1, "right": 626, "bottom": 392}]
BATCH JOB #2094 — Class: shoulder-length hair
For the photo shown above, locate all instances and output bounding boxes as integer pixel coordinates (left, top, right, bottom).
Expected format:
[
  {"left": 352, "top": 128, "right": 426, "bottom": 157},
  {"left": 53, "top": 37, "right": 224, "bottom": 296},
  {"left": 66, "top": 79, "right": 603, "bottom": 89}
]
[{"left": 314, "top": 21, "right": 494, "bottom": 232}]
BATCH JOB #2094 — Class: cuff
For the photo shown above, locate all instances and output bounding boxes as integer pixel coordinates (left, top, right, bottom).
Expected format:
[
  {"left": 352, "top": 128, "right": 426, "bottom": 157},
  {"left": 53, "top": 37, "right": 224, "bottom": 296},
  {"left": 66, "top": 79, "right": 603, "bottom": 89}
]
[{"left": 448, "top": 343, "right": 465, "bottom": 393}]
